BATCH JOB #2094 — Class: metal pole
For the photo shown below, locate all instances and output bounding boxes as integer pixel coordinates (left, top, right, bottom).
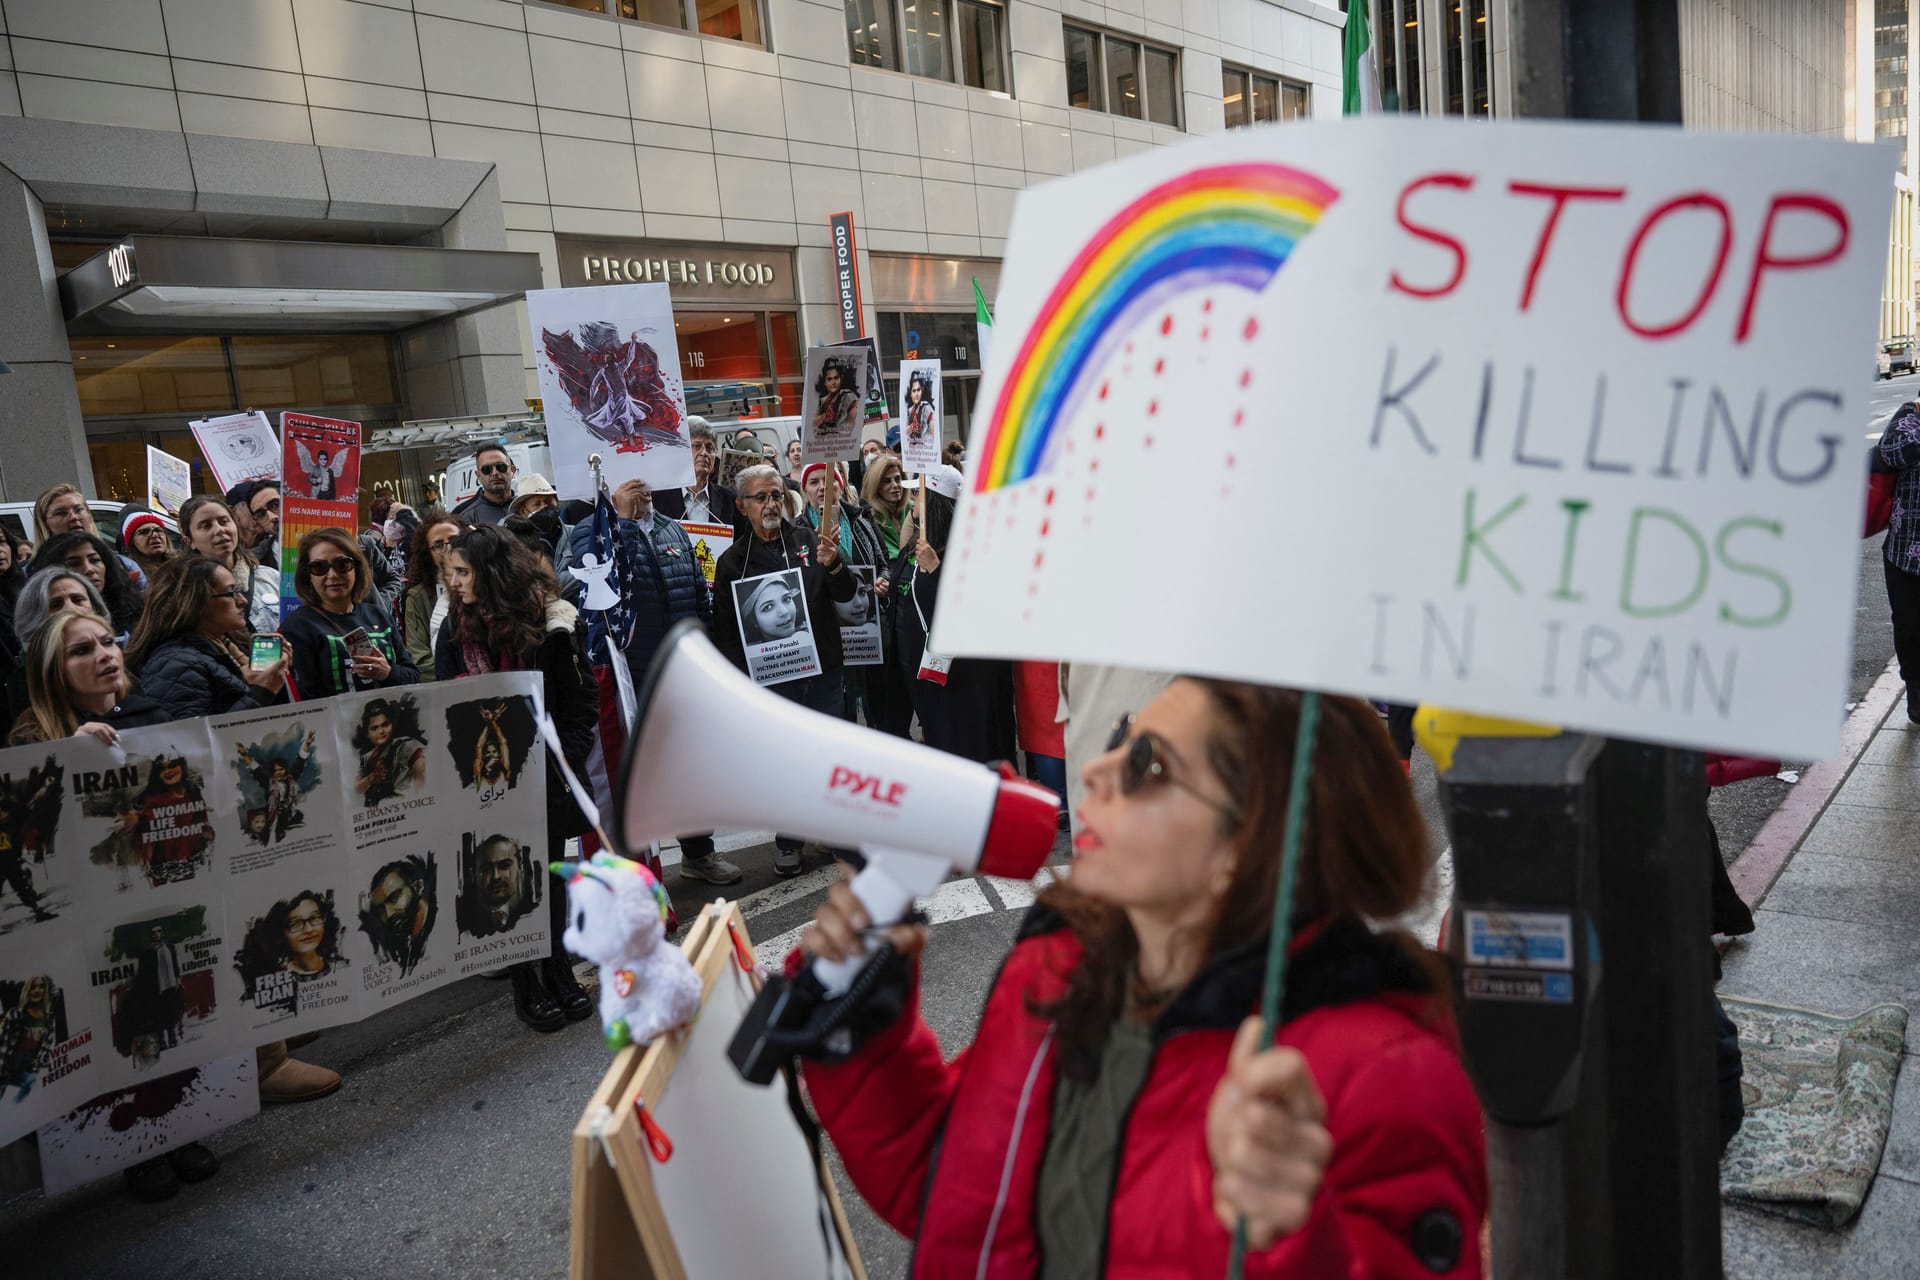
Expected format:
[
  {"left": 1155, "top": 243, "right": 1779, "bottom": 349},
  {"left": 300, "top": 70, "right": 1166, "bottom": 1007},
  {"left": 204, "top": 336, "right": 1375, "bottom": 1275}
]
[{"left": 1487, "top": 1123, "right": 1566, "bottom": 1279}]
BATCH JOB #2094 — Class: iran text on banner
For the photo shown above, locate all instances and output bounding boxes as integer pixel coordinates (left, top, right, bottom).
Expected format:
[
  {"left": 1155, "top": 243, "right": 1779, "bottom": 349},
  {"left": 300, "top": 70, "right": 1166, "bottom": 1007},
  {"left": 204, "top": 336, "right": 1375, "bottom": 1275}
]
[{"left": 933, "top": 119, "right": 1896, "bottom": 761}]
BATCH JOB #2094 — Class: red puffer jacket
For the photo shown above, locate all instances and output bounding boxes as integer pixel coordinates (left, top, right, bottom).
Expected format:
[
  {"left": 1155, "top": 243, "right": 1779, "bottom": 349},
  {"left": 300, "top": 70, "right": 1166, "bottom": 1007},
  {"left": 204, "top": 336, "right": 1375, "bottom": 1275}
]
[{"left": 803, "top": 912, "right": 1487, "bottom": 1278}]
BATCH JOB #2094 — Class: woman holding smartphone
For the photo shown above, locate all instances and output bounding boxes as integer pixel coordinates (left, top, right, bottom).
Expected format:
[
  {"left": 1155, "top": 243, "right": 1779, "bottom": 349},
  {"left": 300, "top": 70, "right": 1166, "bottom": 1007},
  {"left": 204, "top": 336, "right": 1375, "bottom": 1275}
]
[
  {"left": 281, "top": 528, "right": 418, "bottom": 701},
  {"left": 128, "top": 556, "right": 289, "bottom": 722},
  {"left": 177, "top": 495, "right": 279, "bottom": 636},
  {"left": 434, "top": 525, "right": 598, "bottom": 1033}
]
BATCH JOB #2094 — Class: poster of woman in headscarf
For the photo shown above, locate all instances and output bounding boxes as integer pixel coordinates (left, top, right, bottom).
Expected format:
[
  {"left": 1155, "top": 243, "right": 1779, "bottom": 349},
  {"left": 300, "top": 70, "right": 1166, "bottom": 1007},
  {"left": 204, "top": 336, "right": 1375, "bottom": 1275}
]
[
  {"left": 732, "top": 570, "right": 822, "bottom": 687},
  {"left": 528, "top": 282, "right": 693, "bottom": 497},
  {"left": 800, "top": 346, "right": 867, "bottom": 465}
]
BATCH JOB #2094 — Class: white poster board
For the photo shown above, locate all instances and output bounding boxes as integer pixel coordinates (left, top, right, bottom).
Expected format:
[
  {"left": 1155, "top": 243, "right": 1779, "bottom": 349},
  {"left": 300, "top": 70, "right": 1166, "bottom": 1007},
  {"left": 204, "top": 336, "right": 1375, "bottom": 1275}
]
[
  {"left": 37, "top": 1053, "right": 257, "bottom": 1195},
  {"left": 732, "top": 570, "right": 821, "bottom": 686},
  {"left": 933, "top": 118, "right": 1895, "bottom": 760},
  {"left": 144, "top": 446, "right": 193, "bottom": 520},
  {"left": 899, "top": 360, "right": 944, "bottom": 473},
  {"left": 680, "top": 520, "right": 732, "bottom": 588},
  {"left": 829, "top": 335, "right": 890, "bottom": 427},
  {"left": 189, "top": 412, "right": 280, "bottom": 494},
  {"left": 800, "top": 346, "right": 868, "bottom": 465},
  {"left": 529, "top": 283, "right": 694, "bottom": 499}
]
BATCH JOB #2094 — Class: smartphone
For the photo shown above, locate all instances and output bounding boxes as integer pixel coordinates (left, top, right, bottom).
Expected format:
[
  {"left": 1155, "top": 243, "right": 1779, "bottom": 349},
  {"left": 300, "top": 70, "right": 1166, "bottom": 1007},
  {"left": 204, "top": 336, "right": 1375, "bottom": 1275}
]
[
  {"left": 249, "top": 634, "right": 285, "bottom": 670},
  {"left": 341, "top": 626, "right": 373, "bottom": 658}
]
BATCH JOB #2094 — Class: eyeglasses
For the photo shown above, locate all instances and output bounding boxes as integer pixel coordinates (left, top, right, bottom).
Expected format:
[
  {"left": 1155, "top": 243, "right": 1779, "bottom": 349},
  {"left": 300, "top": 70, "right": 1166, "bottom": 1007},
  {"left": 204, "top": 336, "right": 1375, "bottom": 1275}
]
[
  {"left": 739, "top": 491, "right": 783, "bottom": 505},
  {"left": 478, "top": 462, "right": 513, "bottom": 476},
  {"left": 306, "top": 556, "right": 357, "bottom": 578},
  {"left": 251, "top": 499, "right": 281, "bottom": 516},
  {"left": 286, "top": 914, "right": 324, "bottom": 933},
  {"left": 1105, "top": 714, "right": 1240, "bottom": 821},
  {"left": 211, "top": 587, "right": 249, "bottom": 602},
  {"left": 429, "top": 538, "right": 455, "bottom": 553}
]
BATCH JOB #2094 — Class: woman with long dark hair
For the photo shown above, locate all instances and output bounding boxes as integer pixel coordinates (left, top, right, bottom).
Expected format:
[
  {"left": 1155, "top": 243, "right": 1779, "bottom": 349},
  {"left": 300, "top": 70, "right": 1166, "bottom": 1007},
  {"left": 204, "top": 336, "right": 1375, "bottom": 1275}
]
[
  {"left": 177, "top": 495, "right": 279, "bottom": 635},
  {"left": 800, "top": 685, "right": 1486, "bottom": 1277},
  {"left": 400, "top": 513, "right": 469, "bottom": 680},
  {"left": 29, "top": 531, "right": 143, "bottom": 637},
  {"left": 800, "top": 462, "right": 911, "bottom": 735},
  {"left": 128, "top": 555, "right": 289, "bottom": 723},
  {"left": 434, "top": 525, "right": 598, "bottom": 1033},
  {"left": 884, "top": 467, "right": 1013, "bottom": 763},
  {"left": 281, "top": 528, "right": 418, "bottom": 700}
]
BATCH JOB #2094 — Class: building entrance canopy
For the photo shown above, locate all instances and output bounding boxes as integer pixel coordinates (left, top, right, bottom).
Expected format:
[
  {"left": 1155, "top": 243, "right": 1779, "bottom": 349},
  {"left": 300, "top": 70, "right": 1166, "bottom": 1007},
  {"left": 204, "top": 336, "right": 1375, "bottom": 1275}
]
[{"left": 60, "top": 236, "right": 543, "bottom": 334}]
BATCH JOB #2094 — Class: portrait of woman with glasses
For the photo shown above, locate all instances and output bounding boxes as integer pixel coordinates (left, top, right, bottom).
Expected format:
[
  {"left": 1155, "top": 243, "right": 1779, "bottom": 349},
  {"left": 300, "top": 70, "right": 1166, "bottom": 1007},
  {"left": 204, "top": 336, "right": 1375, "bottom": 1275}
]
[
  {"left": 127, "top": 555, "right": 291, "bottom": 723},
  {"left": 280, "top": 529, "right": 418, "bottom": 701}
]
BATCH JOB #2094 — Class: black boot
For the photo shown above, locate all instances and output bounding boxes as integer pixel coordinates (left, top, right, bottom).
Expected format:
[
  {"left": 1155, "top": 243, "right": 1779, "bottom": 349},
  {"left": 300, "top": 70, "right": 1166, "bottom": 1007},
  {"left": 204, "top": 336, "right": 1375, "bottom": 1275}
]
[
  {"left": 544, "top": 956, "right": 593, "bottom": 1022},
  {"left": 509, "top": 961, "right": 565, "bottom": 1033}
]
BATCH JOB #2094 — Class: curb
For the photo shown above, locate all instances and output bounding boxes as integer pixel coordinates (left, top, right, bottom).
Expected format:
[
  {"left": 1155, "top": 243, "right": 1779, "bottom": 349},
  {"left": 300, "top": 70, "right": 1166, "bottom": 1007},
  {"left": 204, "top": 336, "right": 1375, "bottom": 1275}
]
[{"left": 1726, "top": 657, "right": 1906, "bottom": 911}]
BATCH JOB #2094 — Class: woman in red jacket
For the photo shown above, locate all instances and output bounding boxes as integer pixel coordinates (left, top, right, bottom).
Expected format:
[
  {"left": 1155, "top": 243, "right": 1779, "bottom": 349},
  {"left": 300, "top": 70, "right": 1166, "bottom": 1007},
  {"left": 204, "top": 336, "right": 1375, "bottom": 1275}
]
[{"left": 801, "top": 680, "right": 1486, "bottom": 1278}]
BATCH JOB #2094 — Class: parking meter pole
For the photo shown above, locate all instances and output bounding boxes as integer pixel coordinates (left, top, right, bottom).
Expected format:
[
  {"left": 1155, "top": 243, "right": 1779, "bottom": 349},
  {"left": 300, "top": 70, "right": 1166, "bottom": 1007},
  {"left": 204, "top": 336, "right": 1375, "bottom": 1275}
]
[{"left": 1435, "top": 730, "right": 1604, "bottom": 1276}]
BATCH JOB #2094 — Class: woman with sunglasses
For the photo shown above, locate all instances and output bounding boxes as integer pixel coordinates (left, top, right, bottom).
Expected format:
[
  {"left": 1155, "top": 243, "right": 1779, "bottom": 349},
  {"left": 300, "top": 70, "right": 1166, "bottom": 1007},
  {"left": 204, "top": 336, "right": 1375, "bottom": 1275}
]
[
  {"left": 800, "top": 684, "right": 1486, "bottom": 1278},
  {"left": 400, "top": 514, "right": 470, "bottom": 680},
  {"left": 28, "top": 531, "right": 144, "bottom": 639},
  {"left": 282, "top": 529, "right": 418, "bottom": 701},
  {"left": 178, "top": 495, "right": 280, "bottom": 636},
  {"left": 434, "top": 525, "right": 598, "bottom": 1033},
  {"left": 127, "top": 556, "right": 290, "bottom": 722}
]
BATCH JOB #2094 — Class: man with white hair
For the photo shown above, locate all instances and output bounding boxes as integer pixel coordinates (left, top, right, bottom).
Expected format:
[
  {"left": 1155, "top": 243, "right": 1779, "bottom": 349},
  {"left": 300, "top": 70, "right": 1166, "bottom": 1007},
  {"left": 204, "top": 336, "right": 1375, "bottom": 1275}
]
[
  {"left": 652, "top": 416, "right": 741, "bottom": 535},
  {"left": 710, "top": 464, "right": 856, "bottom": 877}
]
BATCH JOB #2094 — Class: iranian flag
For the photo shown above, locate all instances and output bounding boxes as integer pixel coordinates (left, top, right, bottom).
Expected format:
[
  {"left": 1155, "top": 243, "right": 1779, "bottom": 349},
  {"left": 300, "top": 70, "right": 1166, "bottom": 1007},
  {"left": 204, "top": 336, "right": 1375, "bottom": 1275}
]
[{"left": 1343, "top": 0, "right": 1382, "bottom": 115}]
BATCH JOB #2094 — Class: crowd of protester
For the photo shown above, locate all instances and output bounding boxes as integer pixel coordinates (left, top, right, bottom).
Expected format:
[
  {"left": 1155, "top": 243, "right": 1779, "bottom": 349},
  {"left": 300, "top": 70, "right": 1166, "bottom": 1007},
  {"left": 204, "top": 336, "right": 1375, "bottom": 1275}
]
[{"left": 7, "top": 397, "right": 1878, "bottom": 1273}]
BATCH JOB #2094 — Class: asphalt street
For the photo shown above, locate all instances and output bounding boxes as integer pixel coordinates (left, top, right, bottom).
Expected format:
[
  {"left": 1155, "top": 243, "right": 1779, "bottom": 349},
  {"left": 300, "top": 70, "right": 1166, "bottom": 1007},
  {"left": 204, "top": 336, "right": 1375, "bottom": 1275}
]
[{"left": 0, "top": 378, "right": 1908, "bottom": 1278}]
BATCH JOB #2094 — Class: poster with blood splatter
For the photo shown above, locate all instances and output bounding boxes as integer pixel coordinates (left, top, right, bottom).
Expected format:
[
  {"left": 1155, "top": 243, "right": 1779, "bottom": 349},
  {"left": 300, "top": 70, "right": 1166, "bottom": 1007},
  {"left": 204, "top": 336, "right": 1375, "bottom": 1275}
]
[
  {"left": 529, "top": 282, "right": 693, "bottom": 498},
  {"left": 0, "top": 947, "right": 99, "bottom": 1124},
  {"left": 934, "top": 119, "right": 1896, "bottom": 762},
  {"left": 37, "top": 1054, "right": 257, "bottom": 1196}
]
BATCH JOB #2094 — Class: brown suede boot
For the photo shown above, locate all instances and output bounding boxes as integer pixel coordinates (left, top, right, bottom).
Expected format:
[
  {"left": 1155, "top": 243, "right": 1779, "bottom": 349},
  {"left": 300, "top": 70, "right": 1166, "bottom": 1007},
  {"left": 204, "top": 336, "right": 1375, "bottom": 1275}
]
[{"left": 256, "top": 1040, "right": 342, "bottom": 1104}]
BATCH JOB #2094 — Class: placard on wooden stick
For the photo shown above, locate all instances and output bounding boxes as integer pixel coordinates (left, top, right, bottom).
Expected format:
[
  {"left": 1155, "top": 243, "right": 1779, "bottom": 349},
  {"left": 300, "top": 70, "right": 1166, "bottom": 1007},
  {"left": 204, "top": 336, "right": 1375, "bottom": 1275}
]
[{"left": 569, "top": 903, "right": 865, "bottom": 1280}]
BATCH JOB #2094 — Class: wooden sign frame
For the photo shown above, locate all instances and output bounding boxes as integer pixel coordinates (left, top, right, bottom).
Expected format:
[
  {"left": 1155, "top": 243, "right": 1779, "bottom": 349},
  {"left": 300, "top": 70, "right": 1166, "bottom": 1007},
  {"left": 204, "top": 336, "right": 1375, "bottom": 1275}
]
[{"left": 569, "top": 902, "right": 866, "bottom": 1280}]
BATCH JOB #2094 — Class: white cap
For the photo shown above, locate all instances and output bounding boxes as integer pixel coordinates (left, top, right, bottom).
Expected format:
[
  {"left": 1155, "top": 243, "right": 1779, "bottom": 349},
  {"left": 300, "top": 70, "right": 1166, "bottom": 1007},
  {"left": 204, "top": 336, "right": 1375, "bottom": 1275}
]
[{"left": 905, "top": 464, "right": 964, "bottom": 500}]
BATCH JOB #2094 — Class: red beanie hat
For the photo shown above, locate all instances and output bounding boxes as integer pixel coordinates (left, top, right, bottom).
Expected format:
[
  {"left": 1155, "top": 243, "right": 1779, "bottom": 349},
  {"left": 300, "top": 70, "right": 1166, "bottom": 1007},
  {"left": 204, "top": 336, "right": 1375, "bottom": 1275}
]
[{"left": 123, "top": 511, "right": 166, "bottom": 543}]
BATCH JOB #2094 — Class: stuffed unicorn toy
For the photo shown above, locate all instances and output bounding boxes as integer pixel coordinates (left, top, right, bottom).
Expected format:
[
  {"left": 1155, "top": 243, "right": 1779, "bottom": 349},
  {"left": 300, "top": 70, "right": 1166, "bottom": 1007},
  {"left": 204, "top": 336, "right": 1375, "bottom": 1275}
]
[{"left": 554, "top": 853, "right": 702, "bottom": 1049}]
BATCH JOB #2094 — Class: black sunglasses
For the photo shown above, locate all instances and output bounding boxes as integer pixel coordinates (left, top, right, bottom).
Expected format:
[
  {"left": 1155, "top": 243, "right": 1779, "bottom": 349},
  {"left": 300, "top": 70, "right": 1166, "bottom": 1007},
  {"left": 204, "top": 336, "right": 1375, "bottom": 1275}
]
[
  {"left": 306, "top": 556, "right": 357, "bottom": 578},
  {"left": 478, "top": 462, "right": 513, "bottom": 476},
  {"left": 1106, "top": 714, "right": 1239, "bottom": 820}
]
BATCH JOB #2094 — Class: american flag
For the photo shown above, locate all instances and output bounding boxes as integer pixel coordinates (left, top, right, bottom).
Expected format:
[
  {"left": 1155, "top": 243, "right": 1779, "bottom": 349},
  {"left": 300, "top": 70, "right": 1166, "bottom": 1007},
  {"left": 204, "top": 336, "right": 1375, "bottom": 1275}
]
[{"left": 583, "top": 488, "right": 638, "bottom": 654}]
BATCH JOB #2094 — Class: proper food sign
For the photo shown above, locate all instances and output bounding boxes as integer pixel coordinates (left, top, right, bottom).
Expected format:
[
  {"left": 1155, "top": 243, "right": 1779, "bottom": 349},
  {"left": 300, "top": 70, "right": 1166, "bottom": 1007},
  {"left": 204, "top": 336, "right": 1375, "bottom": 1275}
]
[{"left": 936, "top": 119, "right": 1896, "bottom": 759}]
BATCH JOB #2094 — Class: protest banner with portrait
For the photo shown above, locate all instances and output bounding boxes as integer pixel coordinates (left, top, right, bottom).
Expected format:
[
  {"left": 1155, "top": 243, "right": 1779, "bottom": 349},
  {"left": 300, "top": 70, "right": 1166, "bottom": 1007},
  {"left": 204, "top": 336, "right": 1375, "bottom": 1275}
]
[
  {"left": 936, "top": 118, "right": 1898, "bottom": 761},
  {"left": 899, "top": 360, "right": 943, "bottom": 474},
  {"left": 279, "top": 412, "right": 361, "bottom": 622},
  {"left": 189, "top": 411, "right": 280, "bottom": 494},
  {"left": 799, "top": 346, "right": 867, "bottom": 465},
  {"left": 837, "top": 565, "right": 884, "bottom": 667},
  {"left": 529, "top": 282, "right": 693, "bottom": 498},
  {"left": 0, "top": 673, "right": 549, "bottom": 1150},
  {"left": 829, "top": 335, "right": 890, "bottom": 427},
  {"left": 731, "top": 570, "right": 822, "bottom": 686}
]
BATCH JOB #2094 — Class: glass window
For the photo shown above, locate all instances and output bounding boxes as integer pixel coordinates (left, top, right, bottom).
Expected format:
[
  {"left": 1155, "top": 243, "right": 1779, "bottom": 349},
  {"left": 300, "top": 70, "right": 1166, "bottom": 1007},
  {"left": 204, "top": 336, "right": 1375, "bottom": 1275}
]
[
  {"left": 1223, "top": 66, "right": 1250, "bottom": 128},
  {"left": 72, "top": 336, "right": 231, "bottom": 417},
  {"left": 1400, "top": 3, "right": 1423, "bottom": 112},
  {"left": 846, "top": 0, "right": 897, "bottom": 69},
  {"left": 1468, "top": 0, "right": 1489, "bottom": 115},
  {"left": 674, "top": 311, "right": 768, "bottom": 383},
  {"left": 956, "top": 0, "right": 1005, "bottom": 92},
  {"left": 1143, "top": 47, "right": 1178, "bottom": 126},
  {"left": 1377, "top": 0, "right": 1400, "bottom": 110},
  {"left": 902, "top": 0, "right": 954, "bottom": 80},
  {"left": 1105, "top": 37, "right": 1142, "bottom": 119},
  {"left": 1251, "top": 74, "right": 1277, "bottom": 122},
  {"left": 1443, "top": 0, "right": 1464, "bottom": 114},
  {"left": 1282, "top": 81, "right": 1309, "bottom": 120},
  {"left": 697, "top": 0, "right": 760, "bottom": 41},
  {"left": 231, "top": 335, "right": 397, "bottom": 409},
  {"left": 615, "top": 0, "right": 684, "bottom": 21},
  {"left": 1065, "top": 25, "right": 1100, "bottom": 110}
]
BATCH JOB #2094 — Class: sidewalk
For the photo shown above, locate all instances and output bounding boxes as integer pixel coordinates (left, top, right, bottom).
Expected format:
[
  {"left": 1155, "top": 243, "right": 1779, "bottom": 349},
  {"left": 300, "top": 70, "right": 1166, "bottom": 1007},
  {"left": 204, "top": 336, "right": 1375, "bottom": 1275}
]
[{"left": 1718, "top": 682, "right": 1920, "bottom": 1276}]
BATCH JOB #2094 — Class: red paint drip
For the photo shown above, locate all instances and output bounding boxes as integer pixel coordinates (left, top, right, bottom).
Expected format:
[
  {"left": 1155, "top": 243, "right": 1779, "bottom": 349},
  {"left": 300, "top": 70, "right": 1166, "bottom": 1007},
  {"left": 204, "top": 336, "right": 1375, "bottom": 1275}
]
[
  {"left": 1154, "top": 358, "right": 1165, "bottom": 376},
  {"left": 1099, "top": 381, "right": 1109, "bottom": 401},
  {"left": 1160, "top": 313, "right": 1174, "bottom": 335},
  {"left": 1244, "top": 316, "right": 1260, "bottom": 340},
  {"left": 1239, "top": 369, "right": 1252, "bottom": 388},
  {"left": 1147, "top": 400, "right": 1159, "bottom": 416},
  {"left": 1040, "top": 519, "right": 1051, "bottom": 537}
]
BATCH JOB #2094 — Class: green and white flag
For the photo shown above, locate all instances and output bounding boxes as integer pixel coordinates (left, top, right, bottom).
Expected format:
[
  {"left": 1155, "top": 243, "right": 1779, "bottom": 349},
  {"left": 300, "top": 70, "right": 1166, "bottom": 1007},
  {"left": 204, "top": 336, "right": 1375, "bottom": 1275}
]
[
  {"left": 1343, "top": 0, "right": 1382, "bottom": 115},
  {"left": 973, "top": 276, "right": 995, "bottom": 371}
]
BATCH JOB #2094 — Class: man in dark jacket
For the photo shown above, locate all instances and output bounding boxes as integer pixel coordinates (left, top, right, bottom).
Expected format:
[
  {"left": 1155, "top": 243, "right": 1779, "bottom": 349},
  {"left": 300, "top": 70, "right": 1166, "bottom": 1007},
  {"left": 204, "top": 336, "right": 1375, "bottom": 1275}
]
[
  {"left": 453, "top": 444, "right": 516, "bottom": 526},
  {"left": 563, "top": 478, "right": 736, "bottom": 885},
  {"left": 712, "top": 465, "right": 855, "bottom": 876},
  {"left": 652, "top": 417, "right": 742, "bottom": 535}
]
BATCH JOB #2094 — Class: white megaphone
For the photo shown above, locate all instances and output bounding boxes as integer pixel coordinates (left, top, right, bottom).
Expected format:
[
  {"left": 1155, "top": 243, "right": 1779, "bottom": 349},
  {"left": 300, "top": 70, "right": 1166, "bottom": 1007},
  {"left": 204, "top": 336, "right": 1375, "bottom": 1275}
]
[{"left": 617, "top": 622, "right": 1060, "bottom": 1082}]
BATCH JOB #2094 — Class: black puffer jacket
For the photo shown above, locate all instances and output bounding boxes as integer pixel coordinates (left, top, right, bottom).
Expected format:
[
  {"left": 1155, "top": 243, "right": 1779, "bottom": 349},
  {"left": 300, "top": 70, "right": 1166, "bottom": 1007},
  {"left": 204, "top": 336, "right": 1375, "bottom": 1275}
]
[{"left": 137, "top": 634, "right": 282, "bottom": 722}]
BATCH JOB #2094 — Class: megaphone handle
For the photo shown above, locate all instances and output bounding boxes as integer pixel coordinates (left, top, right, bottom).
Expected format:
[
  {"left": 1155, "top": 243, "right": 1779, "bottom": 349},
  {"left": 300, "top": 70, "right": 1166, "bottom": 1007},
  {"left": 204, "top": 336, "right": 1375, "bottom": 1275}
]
[{"left": 812, "top": 848, "right": 950, "bottom": 997}]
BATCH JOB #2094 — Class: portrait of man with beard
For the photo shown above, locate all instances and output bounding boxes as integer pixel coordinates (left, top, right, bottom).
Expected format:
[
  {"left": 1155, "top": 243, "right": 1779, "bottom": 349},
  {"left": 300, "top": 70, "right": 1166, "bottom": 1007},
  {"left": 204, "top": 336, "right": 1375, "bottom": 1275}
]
[{"left": 358, "top": 854, "right": 436, "bottom": 976}]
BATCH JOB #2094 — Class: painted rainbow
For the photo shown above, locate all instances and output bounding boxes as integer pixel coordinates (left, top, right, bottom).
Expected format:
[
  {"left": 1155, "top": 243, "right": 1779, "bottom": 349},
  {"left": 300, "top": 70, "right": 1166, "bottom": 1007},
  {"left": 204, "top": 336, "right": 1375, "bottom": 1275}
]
[{"left": 975, "top": 162, "right": 1339, "bottom": 493}]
